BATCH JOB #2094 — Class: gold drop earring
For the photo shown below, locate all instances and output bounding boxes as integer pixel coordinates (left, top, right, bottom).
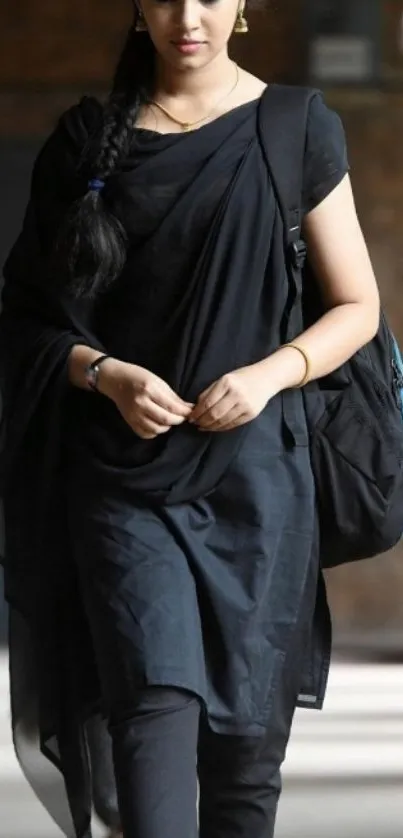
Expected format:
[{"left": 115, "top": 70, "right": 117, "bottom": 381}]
[{"left": 234, "top": 1, "right": 248, "bottom": 34}]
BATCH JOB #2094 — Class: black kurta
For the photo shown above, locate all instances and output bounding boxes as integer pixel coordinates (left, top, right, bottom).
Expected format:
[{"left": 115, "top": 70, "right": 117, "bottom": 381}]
[{"left": 0, "top": 87, "right": 348, "bottom": 837}]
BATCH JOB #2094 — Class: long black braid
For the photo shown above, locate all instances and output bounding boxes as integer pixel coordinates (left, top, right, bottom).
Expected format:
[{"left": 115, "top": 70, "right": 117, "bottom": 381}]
[{"left": 53, "top": 23, "right": 156, "bottom": 299}]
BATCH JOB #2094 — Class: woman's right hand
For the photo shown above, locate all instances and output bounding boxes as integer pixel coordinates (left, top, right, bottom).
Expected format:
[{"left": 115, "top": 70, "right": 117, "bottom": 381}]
[{"left": 98, "top": 358, "right": 194, "bottom": 440}]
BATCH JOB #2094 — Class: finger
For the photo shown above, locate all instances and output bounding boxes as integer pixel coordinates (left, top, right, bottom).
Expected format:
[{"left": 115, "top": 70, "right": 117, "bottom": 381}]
[
  {"left": 198, "top": 409, "right": 248, "bottom": 432},
  {"left": 153, "top": 391, "right": 195, "bottom": 417},
  {"left": 131, "top": 423, "right": 158, "bottom": 439},
  {"left": 133, "top": 417, "right": 172, "bottom": 438},
  {"left": 193, "top": 397, "right": 239, "bottom": 428},
  {"left": 195, "top": 381, "right": 216, "bottom": 402},
  {"left": 158, "top": 381, "right": 194, "bottom": 405},
  {"left": 217, "top": 412, "right": 251, "bottom": 431},
  {"left": 190, "top": 385, "right": 228, "bottom": 423},
  {"left": 137, "top": 388, "right": 192, "bottom": 419},
  {"left": 142, "top": 402, "right": 188, "bottom": 427},
  {"left": 135, "top": 369, "right": 194, "bottom": 413},
  {"left": 135, "top": 375, "right": 191, "bottom": 411},
  {"left": 135, "top": 425, "right": 170, "bottom": 439}
]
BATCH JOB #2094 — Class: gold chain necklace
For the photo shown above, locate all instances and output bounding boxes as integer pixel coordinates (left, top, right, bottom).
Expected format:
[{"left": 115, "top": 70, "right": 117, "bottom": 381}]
[{"left": 150, "top": 63, "right": 240, "bottom": 133}]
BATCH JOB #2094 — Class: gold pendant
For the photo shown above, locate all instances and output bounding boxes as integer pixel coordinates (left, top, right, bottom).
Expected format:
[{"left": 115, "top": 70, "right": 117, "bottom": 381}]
[{"left": 182, "top": 123, "right": 192, "bottom": 132}]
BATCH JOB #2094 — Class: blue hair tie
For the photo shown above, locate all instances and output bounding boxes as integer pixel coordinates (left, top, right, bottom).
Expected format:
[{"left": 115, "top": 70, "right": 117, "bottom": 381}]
[{"left": 88, "top": 178, "right": 105, "bottom": 193}]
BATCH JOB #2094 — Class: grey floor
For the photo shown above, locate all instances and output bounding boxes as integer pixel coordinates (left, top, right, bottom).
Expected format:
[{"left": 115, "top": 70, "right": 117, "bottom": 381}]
[{"left": 0, "top": 658, "right": 402, "bottom": 838}]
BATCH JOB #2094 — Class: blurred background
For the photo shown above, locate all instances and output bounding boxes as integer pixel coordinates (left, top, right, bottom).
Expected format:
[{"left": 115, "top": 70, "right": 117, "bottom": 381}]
[{"left": 0, "top": 0, "right": 402, "bottom": 836}]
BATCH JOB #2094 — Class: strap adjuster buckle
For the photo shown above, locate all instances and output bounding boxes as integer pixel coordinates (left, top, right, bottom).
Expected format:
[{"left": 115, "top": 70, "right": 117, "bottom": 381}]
[{"left": 289, "top": 240, "right": 307, "bottom": 270}]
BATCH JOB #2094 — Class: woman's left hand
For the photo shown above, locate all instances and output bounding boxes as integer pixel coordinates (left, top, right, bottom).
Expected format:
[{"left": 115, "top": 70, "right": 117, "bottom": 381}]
[{"left": 189, "top": 364, "right": 276, "bottom": 432}]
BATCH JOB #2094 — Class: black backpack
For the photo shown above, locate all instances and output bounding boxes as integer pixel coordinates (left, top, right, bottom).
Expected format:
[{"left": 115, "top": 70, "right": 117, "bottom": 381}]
[{"left": 258, "top": 84, "right": 403, "bottom": 568}]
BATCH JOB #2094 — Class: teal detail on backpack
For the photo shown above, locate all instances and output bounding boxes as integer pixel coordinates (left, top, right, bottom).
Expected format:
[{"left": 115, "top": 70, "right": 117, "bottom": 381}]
[{"left": 392, "top": 336, "right": 403, "bottom": 416}]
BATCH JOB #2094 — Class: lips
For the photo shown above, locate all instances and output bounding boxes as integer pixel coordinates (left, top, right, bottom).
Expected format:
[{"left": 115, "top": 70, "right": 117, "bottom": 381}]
[{"left": 172, "top": 40, "right": 204, "bottom": 54}]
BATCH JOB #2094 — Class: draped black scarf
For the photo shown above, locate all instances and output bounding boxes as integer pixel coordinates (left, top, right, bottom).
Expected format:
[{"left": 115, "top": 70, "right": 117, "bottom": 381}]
[
  {"left": 1, "top": 96, "right": 285, "bottom": 505},
  {"left": 0, "top": 91, "right": 293, "bottom": 837}
]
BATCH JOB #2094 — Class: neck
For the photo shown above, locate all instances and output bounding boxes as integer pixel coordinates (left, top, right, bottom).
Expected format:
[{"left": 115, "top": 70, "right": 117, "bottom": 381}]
[{"left": 154, "top": 50, "right": 235, "bottom": 101}]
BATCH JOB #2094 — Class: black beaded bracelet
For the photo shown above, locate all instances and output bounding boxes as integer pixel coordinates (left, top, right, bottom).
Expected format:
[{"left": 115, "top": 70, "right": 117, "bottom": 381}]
[{"left": 84, "top": 354, "right": 113, "bottom": 392}]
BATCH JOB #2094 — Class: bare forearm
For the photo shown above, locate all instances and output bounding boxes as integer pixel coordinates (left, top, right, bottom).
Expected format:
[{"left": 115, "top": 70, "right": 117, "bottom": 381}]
[{"left": 256, "top": 301, "right": 380, "bottom": 392}]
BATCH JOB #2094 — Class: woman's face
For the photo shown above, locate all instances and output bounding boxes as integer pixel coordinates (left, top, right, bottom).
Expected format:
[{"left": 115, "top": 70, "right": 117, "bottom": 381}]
[{"left": 137, "top": 0, "right": 242, "bottom": 70}]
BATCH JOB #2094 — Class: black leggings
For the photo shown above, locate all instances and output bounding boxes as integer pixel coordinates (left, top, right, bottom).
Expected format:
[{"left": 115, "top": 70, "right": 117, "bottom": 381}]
[
  {"left": 109, "top": 654, "right": 299, "bottom": 838},
  {"left": 83, "top": 582, "right": 311, "bottom": 838}
]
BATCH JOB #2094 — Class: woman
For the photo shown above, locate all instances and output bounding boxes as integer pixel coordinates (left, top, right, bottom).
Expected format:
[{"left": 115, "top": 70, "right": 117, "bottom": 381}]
[{"left": 0, "top": 0, "right": 380, "bottom": 837}]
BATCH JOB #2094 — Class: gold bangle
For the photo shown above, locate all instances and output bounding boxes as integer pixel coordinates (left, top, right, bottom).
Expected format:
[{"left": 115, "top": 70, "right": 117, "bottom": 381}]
[{"left": 283, "top": 343, "right": 311, "bottom": 388}]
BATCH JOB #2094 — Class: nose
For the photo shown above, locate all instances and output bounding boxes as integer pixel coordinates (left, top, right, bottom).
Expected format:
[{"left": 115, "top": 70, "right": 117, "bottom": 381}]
[{"left": 175, "top": 0, "right": 201, "bottom": 32}]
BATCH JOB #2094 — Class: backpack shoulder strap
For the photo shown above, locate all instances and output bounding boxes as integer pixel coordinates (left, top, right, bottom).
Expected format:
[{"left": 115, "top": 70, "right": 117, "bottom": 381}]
[
  {"left": 258, "top": 84, "right": 321, "bottom": 344},
  {"left": 257, "top": 85, "right": 320, "bottom": 448},
  {"left": 257, "top": 84, "right": 320, "bottom": 248}
]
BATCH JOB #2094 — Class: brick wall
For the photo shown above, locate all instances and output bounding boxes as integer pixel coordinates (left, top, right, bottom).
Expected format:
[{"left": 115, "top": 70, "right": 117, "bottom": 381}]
[
  {"left": 1, "top": 0, "right": 403, "bottom": 632},
  {"left": 0, "top": 1, "right": 304, "bottom": 136}
]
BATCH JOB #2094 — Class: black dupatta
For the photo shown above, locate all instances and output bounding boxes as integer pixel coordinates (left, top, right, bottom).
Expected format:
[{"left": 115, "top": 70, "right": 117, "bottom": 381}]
[{"left": 0, "top": 92, "right": 295, "bottom": 836}]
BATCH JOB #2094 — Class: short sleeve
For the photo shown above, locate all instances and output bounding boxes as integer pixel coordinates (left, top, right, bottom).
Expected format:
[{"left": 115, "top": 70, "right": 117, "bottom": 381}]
[{"left": 301, "top": 94, "right": 349, "bottom": 216}]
